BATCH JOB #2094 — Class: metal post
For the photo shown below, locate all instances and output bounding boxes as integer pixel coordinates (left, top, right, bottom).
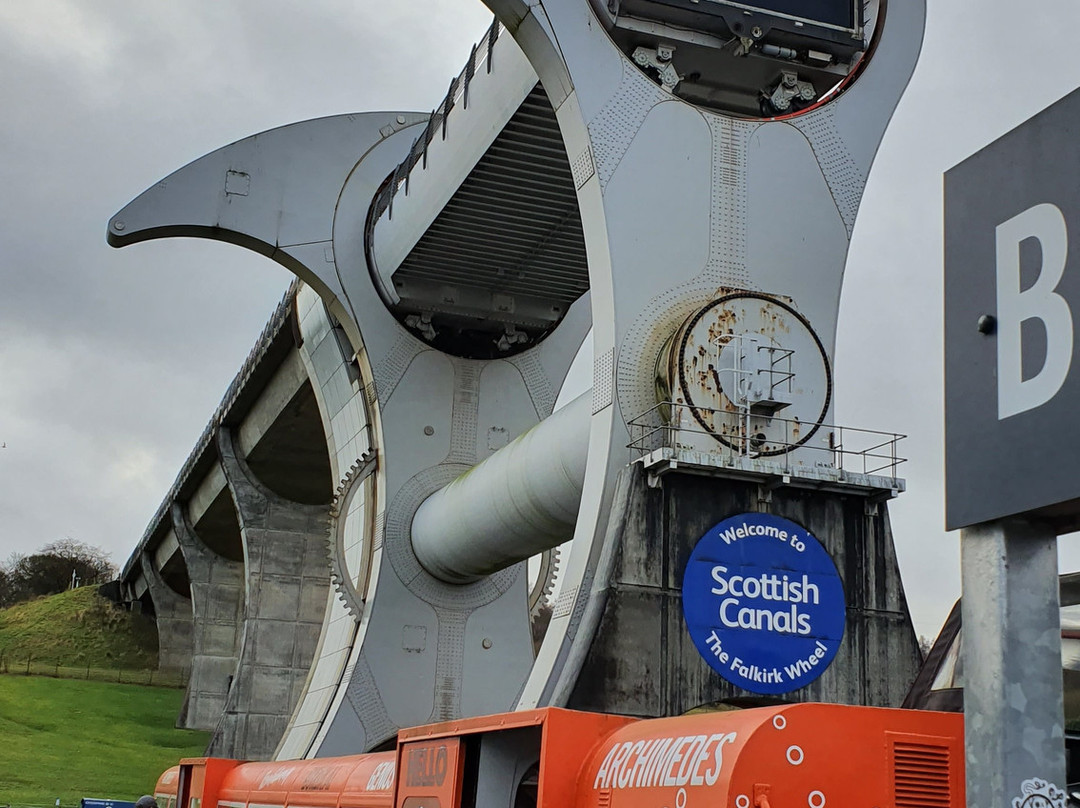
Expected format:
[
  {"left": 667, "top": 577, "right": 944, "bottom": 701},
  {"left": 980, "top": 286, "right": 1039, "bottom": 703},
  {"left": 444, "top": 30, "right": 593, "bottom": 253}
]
[{"left": 961, "top": 519, "right": 1065, "bottom": 806}]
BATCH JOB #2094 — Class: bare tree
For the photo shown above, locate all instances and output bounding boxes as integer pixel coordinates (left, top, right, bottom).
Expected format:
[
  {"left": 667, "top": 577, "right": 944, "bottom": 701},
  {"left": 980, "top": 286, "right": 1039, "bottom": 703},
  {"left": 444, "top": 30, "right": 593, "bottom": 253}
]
[
  {"left": 918, "top": 634, "right": 934, "bottom": 660},
  {"left": 0, "top": 566, "right": 13, "bottom": 609},
  {"left": 1, "top": 539, "right": 116, "bottom": 606}
]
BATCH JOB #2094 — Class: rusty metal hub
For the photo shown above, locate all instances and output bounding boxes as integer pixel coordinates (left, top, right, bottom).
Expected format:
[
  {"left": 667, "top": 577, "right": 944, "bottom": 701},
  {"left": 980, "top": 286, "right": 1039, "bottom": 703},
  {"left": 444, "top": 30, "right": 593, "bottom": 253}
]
[{"left": 661, "top": 292, "right": 831, "bottom": 456}]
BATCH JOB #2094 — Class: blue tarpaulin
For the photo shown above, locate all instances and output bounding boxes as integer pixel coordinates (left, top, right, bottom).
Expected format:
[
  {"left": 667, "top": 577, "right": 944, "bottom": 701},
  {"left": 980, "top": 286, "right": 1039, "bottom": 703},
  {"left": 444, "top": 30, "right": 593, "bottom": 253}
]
[{"left": 82, "top": 799, "right": 137, "bottom": 808}]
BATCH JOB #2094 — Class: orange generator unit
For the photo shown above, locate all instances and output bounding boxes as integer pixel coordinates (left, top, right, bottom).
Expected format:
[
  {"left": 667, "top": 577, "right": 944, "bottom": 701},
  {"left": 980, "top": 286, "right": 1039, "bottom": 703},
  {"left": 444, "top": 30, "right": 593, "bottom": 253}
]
[{"left": 153, "top": 704, "right": 963, "bottom": 808}]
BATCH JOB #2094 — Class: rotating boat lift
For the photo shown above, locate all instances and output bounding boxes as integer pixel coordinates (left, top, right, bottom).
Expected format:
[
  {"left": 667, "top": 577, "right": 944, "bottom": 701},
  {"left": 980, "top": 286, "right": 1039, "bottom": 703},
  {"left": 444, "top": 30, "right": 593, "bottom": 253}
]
[{"left": 109, "top": 0, "right": 926, "bottom": 759}]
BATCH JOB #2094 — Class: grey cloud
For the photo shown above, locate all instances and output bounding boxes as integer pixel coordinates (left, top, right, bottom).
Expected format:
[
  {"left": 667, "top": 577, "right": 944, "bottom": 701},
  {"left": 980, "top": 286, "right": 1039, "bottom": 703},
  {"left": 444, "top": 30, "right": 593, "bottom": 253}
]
[{"left": 0, "top": 0, "right": 492, "bottom": 565}]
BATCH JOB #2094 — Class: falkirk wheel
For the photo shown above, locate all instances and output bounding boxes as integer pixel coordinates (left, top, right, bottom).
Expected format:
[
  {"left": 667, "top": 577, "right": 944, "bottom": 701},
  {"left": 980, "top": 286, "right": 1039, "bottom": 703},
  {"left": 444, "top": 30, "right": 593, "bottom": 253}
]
[{"left": 109, "top": 0, "right": 926, "bottom": 760}]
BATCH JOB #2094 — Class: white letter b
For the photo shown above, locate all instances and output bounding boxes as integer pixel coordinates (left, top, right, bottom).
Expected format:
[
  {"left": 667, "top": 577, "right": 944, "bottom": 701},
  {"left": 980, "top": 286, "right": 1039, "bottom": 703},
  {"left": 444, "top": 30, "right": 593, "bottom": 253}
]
[{"left": 996, "top": 203, "right": 1073, "bottom": 419}]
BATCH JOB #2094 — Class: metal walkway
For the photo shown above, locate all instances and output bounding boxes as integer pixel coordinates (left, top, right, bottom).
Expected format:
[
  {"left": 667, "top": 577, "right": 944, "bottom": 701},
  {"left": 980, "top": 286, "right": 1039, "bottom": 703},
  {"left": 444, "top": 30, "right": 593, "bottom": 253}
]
[{"left": 367, "top": 23, "right": 588, "bottom": 357}]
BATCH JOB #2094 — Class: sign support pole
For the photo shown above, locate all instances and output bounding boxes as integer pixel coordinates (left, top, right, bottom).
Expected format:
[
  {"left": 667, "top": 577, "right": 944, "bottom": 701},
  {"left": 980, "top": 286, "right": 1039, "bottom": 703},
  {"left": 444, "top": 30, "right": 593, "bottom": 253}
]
[{"left": 960, "top": 519, "right": 1065, "bottom": 807}]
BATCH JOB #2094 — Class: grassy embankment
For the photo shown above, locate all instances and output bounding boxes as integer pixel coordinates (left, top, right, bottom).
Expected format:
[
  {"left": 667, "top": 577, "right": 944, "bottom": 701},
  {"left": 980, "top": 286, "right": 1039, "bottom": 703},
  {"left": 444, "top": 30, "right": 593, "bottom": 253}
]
[
  {"left": 0, "top": 587, "right": 209, "bottom": 805},
  {"left": 0, "top": 586, "right": 158, "bottom": 671}
]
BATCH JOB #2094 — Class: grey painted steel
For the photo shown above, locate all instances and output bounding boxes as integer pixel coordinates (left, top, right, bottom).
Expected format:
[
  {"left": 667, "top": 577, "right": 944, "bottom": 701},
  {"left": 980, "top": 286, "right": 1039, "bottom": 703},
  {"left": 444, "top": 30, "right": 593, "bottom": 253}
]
[
  {"left": 277, "top": 287, "right": 372, "bottom": 759},
  {"left": 108, "top": 115, "right": 427, "bottom": 353},
  {"left": 945, "top": 87, "right": 1080, "bottom": 531},
  {"left": 110, "top": 99, "right": 590, "bottom": 758},
  {"left": 368, "top": 36, "right": 590, "bottom": 353},
  {"left": 109, "top": 0, "right": 922, "bottom": 758},
  {"left": 476, "top": 0, "right": 926, "bottom": 709},
  {"left": 589, "top": 1, "right": 866, "bottom": 118},
  {"left": 138, "top": 551, "right": 193, "bottom": 678},
  {"left": 211, "top": 428, "right": 331, "bottom": 760},
  {"left": 548, "top": 464, "right": 634, "bottom": 709},
  {"left": 961, "top": 521, "right": 1066, "bottom": 806},
  {"left": 412, "top": 391, "right": 590, "bottom": 583},
  {"left": 330, "top": 110, "right": 586, "bottom": 751},
  {"left": 377, "top": 83, "right": 590, "bottom": 350},
  {"left": 171, "top": 503, "right": 245, "bottom": 732}
]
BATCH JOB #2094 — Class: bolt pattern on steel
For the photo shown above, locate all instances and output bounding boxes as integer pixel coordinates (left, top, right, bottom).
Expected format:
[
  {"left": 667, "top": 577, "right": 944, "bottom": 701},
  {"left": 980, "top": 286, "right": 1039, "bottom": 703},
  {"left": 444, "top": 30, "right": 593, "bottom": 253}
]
[{"left": 411, "top": 391, "right": 591, "bottom": 583}]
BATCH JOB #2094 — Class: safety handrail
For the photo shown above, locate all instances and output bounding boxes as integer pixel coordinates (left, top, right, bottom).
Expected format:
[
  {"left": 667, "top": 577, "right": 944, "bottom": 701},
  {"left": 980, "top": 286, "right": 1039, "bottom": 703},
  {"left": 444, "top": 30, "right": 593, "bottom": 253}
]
[
  {"left": 627, "top": 402, "right": 906, "bottom": 479},
  {"left": 370, "top": 17, "right": 502, "bottom": 224}
]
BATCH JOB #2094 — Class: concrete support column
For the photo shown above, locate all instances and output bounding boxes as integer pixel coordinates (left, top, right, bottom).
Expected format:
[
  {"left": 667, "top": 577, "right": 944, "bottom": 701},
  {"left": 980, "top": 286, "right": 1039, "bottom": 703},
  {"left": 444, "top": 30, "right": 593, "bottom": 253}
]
[
  {"left": 961, "top": 520, "right": 1065, "bottom": 807},
  {"left": 565, "top": 468, "right": 922, "bottom": 714},
  {"left": 210, "top": 427, "right": 331, "bottom": 761},
  {"left": 171, "top": 503, "right": 245, "bottom": 732},
  {"left": 138, "top": 551, "right": 194, "bottom": 677}
]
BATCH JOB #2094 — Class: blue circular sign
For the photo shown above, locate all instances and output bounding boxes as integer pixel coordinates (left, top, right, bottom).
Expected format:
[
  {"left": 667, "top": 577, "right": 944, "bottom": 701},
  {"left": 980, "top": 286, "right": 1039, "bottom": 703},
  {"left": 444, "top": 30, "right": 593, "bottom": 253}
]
[{"left": 682, "top": 513, "right": 845, "bottom": 695}]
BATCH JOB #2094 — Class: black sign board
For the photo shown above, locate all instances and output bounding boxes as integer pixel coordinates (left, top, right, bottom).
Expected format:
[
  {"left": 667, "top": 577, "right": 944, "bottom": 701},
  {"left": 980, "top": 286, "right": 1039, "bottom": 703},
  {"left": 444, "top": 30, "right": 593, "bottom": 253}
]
[{"left": 945, "top": 87, "right": 1080, "bottom": 531}]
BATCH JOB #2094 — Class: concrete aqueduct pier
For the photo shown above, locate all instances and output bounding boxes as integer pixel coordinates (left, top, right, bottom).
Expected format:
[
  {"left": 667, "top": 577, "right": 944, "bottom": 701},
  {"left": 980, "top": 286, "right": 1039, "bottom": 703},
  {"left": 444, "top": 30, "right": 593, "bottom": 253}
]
[
  {"left": 120, "top": 284, "right": 344, "bottom": 755},
  {"left": 113, "top": 0, "right": 927, "bottom": 761}
]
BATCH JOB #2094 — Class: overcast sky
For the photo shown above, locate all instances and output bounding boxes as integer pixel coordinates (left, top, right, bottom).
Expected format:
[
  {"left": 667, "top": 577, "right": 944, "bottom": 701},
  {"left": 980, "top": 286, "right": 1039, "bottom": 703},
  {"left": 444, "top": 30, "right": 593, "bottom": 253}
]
[{"left": 2, "top": 1, "right": 1080, "bottom": 638}]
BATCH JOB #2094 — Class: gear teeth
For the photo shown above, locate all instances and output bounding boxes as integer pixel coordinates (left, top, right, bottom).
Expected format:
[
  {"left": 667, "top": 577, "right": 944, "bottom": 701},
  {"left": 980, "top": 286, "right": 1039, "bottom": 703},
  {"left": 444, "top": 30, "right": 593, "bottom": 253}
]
[
  {"left": 528, "top": 544, "right": 562, "bottom": 647},
  {"left": 542, "top": 546, "right": 560, "bottom": 601},
  {"left": 326, "top": 450, "right": 378, "bottom": 621},
  {"left": 528, "top": 544, "right": 562, "bottom": 619}
]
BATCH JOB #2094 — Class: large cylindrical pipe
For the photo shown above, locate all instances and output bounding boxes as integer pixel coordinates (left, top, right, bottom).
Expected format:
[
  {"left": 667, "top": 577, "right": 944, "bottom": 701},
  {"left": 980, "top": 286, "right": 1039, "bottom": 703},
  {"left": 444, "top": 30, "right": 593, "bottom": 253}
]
[{"left": 412, "top": 391, "right": 592, "bottom": 583}]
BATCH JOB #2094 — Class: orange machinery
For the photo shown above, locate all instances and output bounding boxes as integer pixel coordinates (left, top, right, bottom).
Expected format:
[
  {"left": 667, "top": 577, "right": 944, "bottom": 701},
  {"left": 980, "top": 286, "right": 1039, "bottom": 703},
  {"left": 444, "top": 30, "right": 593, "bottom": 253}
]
[{"left": 154, "top": 704, "right": 963, "bottom": 808}]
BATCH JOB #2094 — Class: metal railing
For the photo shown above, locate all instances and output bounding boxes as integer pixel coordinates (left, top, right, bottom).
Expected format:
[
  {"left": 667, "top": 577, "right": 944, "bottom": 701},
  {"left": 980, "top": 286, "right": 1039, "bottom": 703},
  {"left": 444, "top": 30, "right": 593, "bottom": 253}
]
[
  {"left": 627, "top": 401, "right": 906, "bottom": 479},
  {"left": 369, "top": 17, "right": 502, "bottom": 224},
  {"left": 0, "top": 653, "right": 189, "bottom": 689}
]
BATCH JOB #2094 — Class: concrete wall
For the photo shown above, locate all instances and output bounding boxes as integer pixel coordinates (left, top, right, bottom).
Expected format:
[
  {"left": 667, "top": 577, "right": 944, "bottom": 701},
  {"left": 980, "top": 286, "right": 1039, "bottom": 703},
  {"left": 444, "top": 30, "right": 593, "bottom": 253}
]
[
  {"left": 207, "top": 428, "right": 331, "bottom": 760},
  {"left": 117, "top": 289, "right": 342, "bottom": 757},
  {"left": 568, "top": 465, "right": 921, "bottom": 714},
  {"left": 171, "top": 504, "right": 245, "bottom": 731},
  {"left": 138, "top": 552, "right": 194, "bottom": 678}
]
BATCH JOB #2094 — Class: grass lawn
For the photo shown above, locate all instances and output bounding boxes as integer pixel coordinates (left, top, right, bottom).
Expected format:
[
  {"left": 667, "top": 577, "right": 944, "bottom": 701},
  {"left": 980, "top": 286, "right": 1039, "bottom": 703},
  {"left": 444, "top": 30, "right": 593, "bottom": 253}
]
[{"left": 0, "top": 676, "right": 209, "bottom": 807}]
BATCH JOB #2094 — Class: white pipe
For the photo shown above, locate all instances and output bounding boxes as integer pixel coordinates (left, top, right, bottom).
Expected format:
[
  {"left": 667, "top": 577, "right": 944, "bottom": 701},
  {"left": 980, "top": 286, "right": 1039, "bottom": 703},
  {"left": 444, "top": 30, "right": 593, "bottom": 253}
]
[{"left": 411, "top": 391, "right": 591, "bottom": 583}]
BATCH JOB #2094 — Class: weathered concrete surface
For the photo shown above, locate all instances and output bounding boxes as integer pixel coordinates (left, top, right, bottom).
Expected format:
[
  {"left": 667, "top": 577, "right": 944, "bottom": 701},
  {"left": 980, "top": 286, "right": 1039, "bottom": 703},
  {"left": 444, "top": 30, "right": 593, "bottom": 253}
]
[
  {"left": 171, "top": 503, "right": 245, "bottom": 732},
  {"left": 209, "top": 428, "right": 331, "bottom": 760},
  {"left": 138, "top": 551, "right": 194, "bottom": 678},
  {"left": 568, "top": 465, "right": 921, "bottom": 715}
]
